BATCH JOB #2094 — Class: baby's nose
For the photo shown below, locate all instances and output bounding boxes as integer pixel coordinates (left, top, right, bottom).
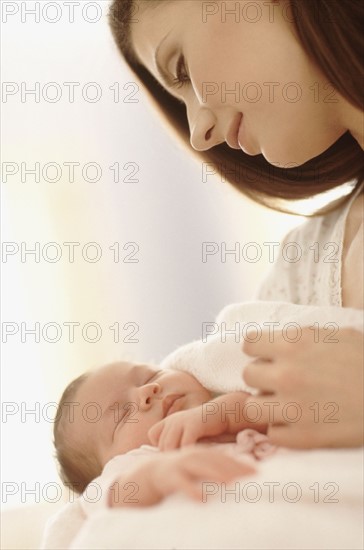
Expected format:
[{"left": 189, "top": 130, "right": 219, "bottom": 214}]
[{"left": 138, "top": 383, "right": 161, "bottom": 408}]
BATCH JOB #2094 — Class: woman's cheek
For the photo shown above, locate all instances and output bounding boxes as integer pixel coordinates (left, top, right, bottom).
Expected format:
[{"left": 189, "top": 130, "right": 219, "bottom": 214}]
[{"left": 255, "top": 103, "right": 323, "bottom": 167}]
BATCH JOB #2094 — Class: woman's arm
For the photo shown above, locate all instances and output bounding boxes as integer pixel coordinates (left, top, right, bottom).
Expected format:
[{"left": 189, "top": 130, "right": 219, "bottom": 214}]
[{"left": 249, "top": 192, "right": 363, "bottom": 448}]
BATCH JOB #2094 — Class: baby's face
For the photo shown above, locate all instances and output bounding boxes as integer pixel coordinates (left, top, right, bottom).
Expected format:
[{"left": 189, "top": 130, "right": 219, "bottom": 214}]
[{"left": 72, "top": 362, "right": 212, "bottom": 466}]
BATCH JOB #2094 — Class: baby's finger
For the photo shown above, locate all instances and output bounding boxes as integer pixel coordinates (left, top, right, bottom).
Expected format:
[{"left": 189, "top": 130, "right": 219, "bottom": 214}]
[
  {"left": 164, "top": 470, "right": 203, "bottom": 501},
  {"left": 165, "top": 461, "right": 238, "bottom": 502},
  {"left": 183, "top": 451, "right": 256, "bottom": 482},
  {"left": 148, "top": 420, "right": 165, "bottom": 445},
  {"left": 180, "top": 427, "right": 200, "bottom": 448},
  {"left": 159, "top": 425, "right": 184, "bottom": 451}
]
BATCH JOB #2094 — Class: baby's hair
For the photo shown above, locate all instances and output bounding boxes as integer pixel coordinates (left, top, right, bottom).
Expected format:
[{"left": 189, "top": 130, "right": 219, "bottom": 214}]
[{"left": 53, "top": 373, "right": 102, "bottom": 495}]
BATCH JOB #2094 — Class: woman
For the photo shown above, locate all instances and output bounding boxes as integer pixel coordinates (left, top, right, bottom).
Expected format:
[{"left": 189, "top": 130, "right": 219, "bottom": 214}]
[{"left": 107, "top": 0, "right": 363, "bottom": 448}]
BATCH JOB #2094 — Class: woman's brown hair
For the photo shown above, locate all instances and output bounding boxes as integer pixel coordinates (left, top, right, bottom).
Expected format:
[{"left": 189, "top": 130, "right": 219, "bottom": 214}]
[{"left": 107, "top": 0, "right": 364, "bottom": 214}]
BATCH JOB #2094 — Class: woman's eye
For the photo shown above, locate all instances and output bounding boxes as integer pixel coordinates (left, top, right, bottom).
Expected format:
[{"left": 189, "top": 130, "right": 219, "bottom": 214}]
[{"left": 172, "top": 55, "right": 190, "bottom": 89}]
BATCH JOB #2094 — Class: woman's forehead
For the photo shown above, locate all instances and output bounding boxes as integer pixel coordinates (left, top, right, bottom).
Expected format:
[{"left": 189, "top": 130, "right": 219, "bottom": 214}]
[{"left": 131, "top": 1, "right": 192, "bottom": 59}]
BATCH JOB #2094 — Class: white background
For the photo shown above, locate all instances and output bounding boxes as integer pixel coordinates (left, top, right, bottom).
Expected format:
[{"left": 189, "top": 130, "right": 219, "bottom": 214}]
[{"left": 1, "top": 0, "right": 310, "bottom": 511}]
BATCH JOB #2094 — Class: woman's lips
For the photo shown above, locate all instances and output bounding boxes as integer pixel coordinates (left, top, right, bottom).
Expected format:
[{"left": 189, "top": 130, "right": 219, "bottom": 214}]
[
  {"left": 237, "top": 114, "right": 246, "bottom": 150},
  {"left": 227, "top": 114, "right": 258, "bottom": 156},
  {"left": 163, "top": 395, "right": 184, "bottom": 417},
  {"left": 226, "top": 112, "right": 243, "bottom": 149}
]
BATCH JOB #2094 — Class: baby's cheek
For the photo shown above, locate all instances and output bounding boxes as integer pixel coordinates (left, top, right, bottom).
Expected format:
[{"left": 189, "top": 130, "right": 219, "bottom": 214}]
[{"left": 113, "top": 422, "right": 148, "bottom": 455}]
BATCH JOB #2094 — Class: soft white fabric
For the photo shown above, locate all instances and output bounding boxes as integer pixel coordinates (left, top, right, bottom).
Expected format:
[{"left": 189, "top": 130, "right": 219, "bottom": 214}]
[
  {"left": 68, "top": 447, "right": 364, "bottom": 550},
  {"left": 40, "top": 500, "right": 85, "bottom": 550},
  {"left": 161, "top": 300, "right": 363, "bottom": 394},
  {"left": 41, "top": 446, "right": 160, "bottom": 549}
]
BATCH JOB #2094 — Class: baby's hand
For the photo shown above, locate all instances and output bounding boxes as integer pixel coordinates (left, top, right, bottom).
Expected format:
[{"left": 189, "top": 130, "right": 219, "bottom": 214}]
[
  {"left": 109, "top": 446, "right": 255, "bottom": 508},
  {"left": 148, "top": 406, "right": 225, "bottom": 451}
]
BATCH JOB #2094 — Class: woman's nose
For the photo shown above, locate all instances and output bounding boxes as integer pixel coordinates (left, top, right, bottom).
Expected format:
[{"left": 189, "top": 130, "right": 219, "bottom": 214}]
[
  {"left": 190, "top": 126, "right": 216, "bottom": 151},
  {"left": 136, "top": 383, "right": 161, "bottom": 410},
  {"left": 188, "top": 106, "right": 221, "bottom": 151}
]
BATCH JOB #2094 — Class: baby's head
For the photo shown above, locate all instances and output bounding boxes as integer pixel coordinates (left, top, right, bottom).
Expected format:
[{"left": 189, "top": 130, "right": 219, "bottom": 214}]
[{"left": 54, "top": 361, "right": 212, "bottom": 494}]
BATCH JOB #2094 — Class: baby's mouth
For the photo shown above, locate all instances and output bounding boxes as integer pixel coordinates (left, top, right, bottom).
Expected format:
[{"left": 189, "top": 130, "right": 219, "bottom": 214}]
[{"left": 163, "top": 394, "right": 184, "bottom": 417}]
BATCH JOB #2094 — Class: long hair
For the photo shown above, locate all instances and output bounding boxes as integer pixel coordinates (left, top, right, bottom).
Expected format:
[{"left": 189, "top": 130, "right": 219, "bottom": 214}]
[{"left": 108, "top": 0, "right": 364, "bottom": 215}]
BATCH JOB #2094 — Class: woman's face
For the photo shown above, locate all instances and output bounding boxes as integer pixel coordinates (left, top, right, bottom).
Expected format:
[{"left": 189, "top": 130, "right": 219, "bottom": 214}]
[{"left": 131, "top": 0, "right": 348, "bottom": 167}]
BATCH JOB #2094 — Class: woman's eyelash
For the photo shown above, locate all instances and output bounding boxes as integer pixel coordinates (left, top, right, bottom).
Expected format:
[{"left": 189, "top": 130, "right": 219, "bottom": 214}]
[{"left": 171, "top": 55, "right": 190, "bottom": 89}]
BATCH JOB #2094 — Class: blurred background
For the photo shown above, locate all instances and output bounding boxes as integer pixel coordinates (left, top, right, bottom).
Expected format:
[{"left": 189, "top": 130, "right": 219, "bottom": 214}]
[{"left": 1, "top": 1, "right": 309, "bottom": 547}]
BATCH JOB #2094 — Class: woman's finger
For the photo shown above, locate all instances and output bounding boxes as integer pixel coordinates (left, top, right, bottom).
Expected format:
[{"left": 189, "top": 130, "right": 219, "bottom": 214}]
[
  {"left": 242, "top": 331, "right": 281, "bottom": 358},
  {"left": 267, "top": 424, "right": 317, "bottom": 449},
  {"left": 243, "top": 395, "right": 289, "bottom": 425},
  {"left": 243, "top": 359, "right": 277, "bottom": 391}
]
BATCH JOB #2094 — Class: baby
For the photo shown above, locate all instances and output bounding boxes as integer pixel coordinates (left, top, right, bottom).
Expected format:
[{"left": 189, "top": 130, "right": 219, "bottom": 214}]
[
  {"left": 54, "top": 360, "right": 268, "bottom": 509},
  {"left": 54, "top": 300, "right": 363, "bottom": 511}
]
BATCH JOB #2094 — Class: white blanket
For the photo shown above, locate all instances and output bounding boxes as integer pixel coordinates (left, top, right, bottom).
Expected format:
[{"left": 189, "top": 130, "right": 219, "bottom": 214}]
[
  {"left": 42, "top": 301, "right": 364, "bottom": 550},
  {"left": 68, "top": 447, "right": 363, "bottom": 550},
  {"left": 161, "top": 300, "right": 364, "bottom": 393}
]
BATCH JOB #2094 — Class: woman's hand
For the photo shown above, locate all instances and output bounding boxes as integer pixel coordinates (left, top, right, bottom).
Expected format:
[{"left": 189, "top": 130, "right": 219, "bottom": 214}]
[
  {"left": 242, "top": 326, "right": 364, "bottom": 449},
  {"left": 108, "top": 446, "right": 255, "bottom": 508}
]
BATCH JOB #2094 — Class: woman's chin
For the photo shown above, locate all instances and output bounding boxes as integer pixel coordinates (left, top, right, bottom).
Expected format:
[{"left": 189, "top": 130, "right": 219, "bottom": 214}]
[
  {"left": 262, "top": 133, "right": 348, "bottom": 168},
  {"left": 262, "top": 148, "right": 324, "bottom": 169}
]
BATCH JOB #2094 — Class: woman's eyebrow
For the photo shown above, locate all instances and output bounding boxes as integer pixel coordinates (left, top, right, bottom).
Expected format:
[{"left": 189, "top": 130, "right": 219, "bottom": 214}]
[{"left": 154, "top": 31, "right": 175, "bottom": 88}]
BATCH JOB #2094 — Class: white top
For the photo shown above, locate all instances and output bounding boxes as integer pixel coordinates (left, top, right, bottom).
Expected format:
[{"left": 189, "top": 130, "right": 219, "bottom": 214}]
[{"left": 254, "top": 183, "right": 364, "bottom": 307}]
